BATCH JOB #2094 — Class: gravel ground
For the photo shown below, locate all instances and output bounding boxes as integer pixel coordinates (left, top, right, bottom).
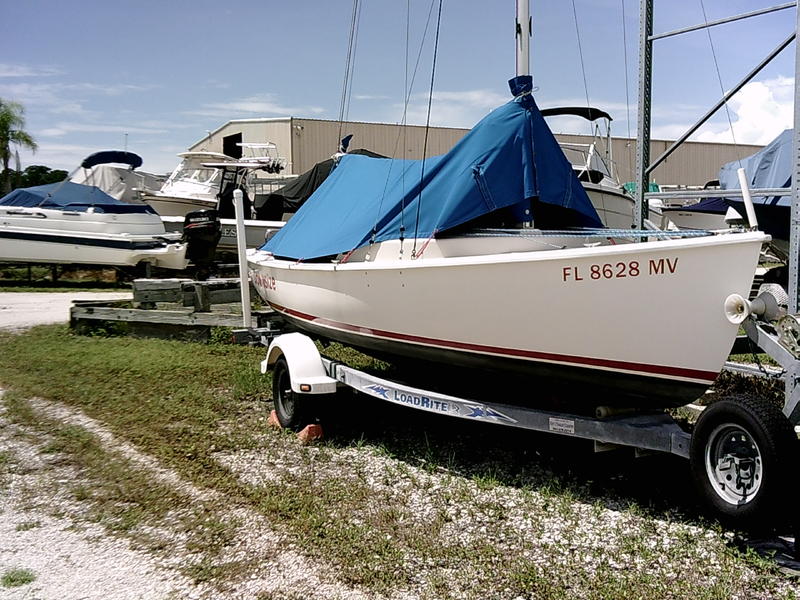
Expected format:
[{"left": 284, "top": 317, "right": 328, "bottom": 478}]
[
  {"left": 0, "top": 391, "right": 379, "bottom": 600},
  {"left": 0, "top": 292, "right": 131, "bottom": 332}
]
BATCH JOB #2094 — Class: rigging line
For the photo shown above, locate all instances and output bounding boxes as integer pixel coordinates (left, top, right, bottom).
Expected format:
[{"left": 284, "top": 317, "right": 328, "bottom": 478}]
[
  {"left": 620, "top": 0, "right": 634, "bottom": 181},
  {"left": 344, "top": 0, "right": 364, "bottom": 124},
  {"left": 337, "top": 0, "right": 362, "bottom": 146},
  {"left": 570, "top": 0, "right": 593, "bottom": 136},
  {"left": 371, "top": 0, "right": 438, "bottom": 247},
  {"left": 401, "top": 0, "right": 411, "bottom": 245},
  {"left": 412, "top": 0, "right": 444, "bottom": 258},
  {"left": 698, "top": 0, "right": 741, "bottom": 167}
]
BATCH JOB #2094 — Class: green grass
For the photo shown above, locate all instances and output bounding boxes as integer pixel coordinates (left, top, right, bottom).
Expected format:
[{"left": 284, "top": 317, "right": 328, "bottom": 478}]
[
  {"left": 1, "top": 568, "right": 36, "bottom": 588},
  {"left": 0, "top": 325, "right": 797, "bottom": 598}
]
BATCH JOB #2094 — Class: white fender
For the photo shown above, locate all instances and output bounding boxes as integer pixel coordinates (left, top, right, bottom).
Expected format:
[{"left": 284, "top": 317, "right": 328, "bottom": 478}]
[{"left": 261, "top": 333, "right": 338, "bottom": 394}]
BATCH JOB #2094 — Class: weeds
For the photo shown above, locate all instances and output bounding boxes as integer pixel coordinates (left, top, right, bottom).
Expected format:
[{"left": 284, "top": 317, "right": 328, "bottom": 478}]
[
  {"left": 1, "top": 568, "right": 36, "bottom": 588},
  {"left": 0, "top": 325, "right": 797, "bottom": 598}
]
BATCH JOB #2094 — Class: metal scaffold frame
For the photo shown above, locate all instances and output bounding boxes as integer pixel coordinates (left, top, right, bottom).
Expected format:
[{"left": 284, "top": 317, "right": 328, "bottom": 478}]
[{"left": 634, "top": 0, "right": 800, "bottom": 418}]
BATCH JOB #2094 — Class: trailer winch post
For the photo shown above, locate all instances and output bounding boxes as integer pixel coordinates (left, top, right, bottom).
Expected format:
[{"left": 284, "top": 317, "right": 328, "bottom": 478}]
[{"left": 233, "top": 188, "right": 252, "bottom": 329}]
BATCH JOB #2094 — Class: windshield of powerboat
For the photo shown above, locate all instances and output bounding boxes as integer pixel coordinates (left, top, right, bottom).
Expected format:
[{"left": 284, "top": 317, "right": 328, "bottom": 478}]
[{"left": 170, "top": 164, "right": 222, "bottom": 186}]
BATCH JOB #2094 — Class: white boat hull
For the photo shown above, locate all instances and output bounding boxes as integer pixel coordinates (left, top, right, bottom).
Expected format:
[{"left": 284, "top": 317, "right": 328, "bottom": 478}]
[
  {"left": 142, "top": 193, "right": 217, "bottom": 217},
  {"left": 249, "top": 231, "right": 766, "bottom": 408},
  {"left": 661, "top": 209, "right": 728, "bottom": 231},
  {"left": 585, "top": 183, "right": 668, "bottom": 229},
  {"left": 0, "top": 207, "right": 187, "bottom": 269},
  {"left": 161, "top": 216, "right": 284, "bottom": 252}
]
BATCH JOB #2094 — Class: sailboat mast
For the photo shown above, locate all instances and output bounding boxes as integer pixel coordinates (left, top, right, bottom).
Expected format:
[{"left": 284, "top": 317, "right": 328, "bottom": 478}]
[{"left": 516, "top": 0, "right": 531, "bottom": 77}]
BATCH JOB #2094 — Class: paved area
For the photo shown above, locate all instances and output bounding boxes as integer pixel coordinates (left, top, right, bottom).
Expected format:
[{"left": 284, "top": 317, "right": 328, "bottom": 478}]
[{"left": 0, "top": 292, "right": 132, "bottom": 332}]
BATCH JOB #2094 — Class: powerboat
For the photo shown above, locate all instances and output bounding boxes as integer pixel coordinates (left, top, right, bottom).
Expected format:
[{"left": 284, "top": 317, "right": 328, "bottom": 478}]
[
  {"left": 543, "top": 106, "right": 668, "bottom": 229},
  {"left": 721, "top": 129, "right": 792, "bottom": 259},
  {"left": 659, "top": 195, "right": 730, "bottom": 231},
  {"left": 0, "top": 151, "right": 187, "bottom": 269},
  {"left": 70, "top": 162, "right": 165, "bottom": 203},
  {"left": 141, "top": 151, "right": 233, "bottom": 217},
  {"left": 248, "top": 76, "right": 767, "bottom": 409},
  {"left": 237, "top": 142, "right": 289, "bottom": 174},
  {"left": 150, "top": 150, "right": 292, "bottom": 252}
]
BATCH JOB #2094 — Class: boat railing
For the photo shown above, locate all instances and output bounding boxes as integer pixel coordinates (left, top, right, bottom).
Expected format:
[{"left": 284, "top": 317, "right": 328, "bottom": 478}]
[
  {"left": 465, "top": 227, "right": 715, "bottom": 239},
  {"left": 645, "top": 188, "right": 790, "bottom": 201}
]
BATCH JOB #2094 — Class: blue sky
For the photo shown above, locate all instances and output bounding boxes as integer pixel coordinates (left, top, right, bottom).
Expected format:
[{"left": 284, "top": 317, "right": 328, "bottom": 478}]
[{"left": 0, "top": 0, "right": 795, "bottom": 174}]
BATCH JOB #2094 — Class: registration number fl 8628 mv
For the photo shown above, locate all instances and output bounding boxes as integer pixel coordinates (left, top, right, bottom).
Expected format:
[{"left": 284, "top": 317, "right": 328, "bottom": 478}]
[{"left": 561, "top": 257, "right": 678, "bottom": 282}]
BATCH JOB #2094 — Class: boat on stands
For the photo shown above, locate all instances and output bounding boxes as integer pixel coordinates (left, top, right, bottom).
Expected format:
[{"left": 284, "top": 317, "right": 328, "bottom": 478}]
[
  {"left": 0, "top": 151, "right": 187, "bottom": 269},
  {"left": 70, "top": 161, "right": 165, "bottom": 203},
  {"left": 543, "top": 106, "right": 668, "bottom": 229},
  {"left": 141, "top": 151, "right": 232, "bottom": 217},
  {"left": 723, "top": 129, "right": 792, "bottom": 259},
  {"left": 150, "top": 150, "right": 291, "bottom": 252},
  {"left": 659, "top": 195, "right": 731, "bottom": 231},
  {"left": 248, "top": 75, "right": 767, "bottom": 409}
]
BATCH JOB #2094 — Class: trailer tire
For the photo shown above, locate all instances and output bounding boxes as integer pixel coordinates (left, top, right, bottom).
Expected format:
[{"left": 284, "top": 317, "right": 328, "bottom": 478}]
[
  {"left": 690, "top": 395, "right": 797, "bottom": 526},
  {"left": 272, "top": 357, "right": 306, "bottom": 430}
]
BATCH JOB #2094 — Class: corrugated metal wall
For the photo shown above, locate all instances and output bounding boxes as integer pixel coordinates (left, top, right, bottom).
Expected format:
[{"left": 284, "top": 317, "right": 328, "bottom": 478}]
[
  {"left": 290, "top": 118, "right": 468, "bottom": 173},
  {"left": 189, "top": 119, "right": 297, "bottom": 172},
  {"left": 190, "top": 117, "right": 764, "bottom": 186}
]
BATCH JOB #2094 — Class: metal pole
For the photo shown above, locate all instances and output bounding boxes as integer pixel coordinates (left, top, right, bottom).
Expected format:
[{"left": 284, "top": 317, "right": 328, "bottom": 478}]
[
  {"left": 233, "top": 189, "right": 252, "bottom": 328},
  {"left": 516, "top": 0, "right": 531, "bottom": 77},
  {"left": 646, "top": 32, "right": 795, "bottom": 177},
  {"left": 790, "top": 6, "right": 800, "bottom": 314},
  {"left": 634, "top": 0, "right": 653, "bottom": 229},
  {"left": 650, "top": 2, "right": 795, "bottom": 41}
]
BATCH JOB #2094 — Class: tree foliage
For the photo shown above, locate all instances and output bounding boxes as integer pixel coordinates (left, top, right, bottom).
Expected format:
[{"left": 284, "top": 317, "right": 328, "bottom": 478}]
[
  {"left": 0, "top": 98, "right": 38, "bottom": 194},
  {"left": 1, "top": 165, "right": 68, "bottom": 191}
]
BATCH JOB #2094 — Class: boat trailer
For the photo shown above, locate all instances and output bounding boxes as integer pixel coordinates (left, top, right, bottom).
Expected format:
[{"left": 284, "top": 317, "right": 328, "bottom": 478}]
[{"left": 259, "top": 303, "right": 800, "bottom": 530}]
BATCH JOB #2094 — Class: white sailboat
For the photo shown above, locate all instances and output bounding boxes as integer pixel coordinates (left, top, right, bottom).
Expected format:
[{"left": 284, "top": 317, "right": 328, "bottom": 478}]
[{"left": 247, "top": 3, "right": 767, "bottom": 410}]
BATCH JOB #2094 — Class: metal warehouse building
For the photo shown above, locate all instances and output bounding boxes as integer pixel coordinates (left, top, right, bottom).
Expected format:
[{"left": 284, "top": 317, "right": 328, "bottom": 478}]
[{"left": 189, "top": 116, "right": 763, "bottom": 187}]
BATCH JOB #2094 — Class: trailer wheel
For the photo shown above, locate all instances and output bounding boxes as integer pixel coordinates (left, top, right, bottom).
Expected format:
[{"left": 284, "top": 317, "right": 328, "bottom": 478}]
[
  {"left": 690, "top": 395, "right": 796, "bottom": 525},
  {"left": 271, "top": 357, "right": 306, "bottom": 430}
]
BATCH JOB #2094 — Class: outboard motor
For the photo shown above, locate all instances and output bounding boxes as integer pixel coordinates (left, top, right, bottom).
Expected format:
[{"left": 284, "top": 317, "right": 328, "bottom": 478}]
[{"left": 183, "top": 209, "right": 221, "bottom": 281}]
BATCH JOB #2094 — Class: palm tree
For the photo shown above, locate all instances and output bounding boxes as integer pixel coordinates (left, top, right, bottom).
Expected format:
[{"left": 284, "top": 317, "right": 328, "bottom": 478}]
[{"left": 0, "top": 99, "right": 38, "bottom": 194}]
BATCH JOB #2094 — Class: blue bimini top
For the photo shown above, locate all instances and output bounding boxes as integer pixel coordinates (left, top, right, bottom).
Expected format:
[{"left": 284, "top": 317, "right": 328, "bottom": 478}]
[{"left": 263, "top": 76, "right": 602, "bottom": 260}]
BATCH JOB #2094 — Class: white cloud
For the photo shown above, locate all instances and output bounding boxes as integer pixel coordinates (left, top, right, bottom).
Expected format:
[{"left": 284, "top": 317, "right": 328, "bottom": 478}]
[
  {"left": 694, "top": 77, "right": 793, "bottom": 145},
  {"left": 36, "top": 122, "right": 170, "bottom": 137},
  {"left": 0, "top": 64, "right": 62, "bottom": 78},
  {"left": 188, "top": 94, "right": 325, "bottom": 118},
  {"left": 353, "top": 94, "right": 391, "bottom": 101},
  {"left": 399, "top": 89, "right": 508, "bottom": 128}
]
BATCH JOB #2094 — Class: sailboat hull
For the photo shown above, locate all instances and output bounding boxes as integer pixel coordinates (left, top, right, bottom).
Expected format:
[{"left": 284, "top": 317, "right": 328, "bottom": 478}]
[{"left": 249, "top": 231, "right": 766, "bottom": 409}]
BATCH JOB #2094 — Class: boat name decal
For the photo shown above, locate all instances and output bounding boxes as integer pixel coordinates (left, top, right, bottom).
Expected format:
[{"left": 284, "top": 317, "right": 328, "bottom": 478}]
[
  {"left": 252, "top": 272, "right": 277, "bottom": 291},
  {"left": 561, "top": 257, "right": 678, "bottom": 282}
]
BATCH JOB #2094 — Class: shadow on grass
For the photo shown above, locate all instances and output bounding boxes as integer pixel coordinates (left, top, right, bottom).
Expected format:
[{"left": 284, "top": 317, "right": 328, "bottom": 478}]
[{"left": 317, "top": 389, "right": 701, "bottom": 518}]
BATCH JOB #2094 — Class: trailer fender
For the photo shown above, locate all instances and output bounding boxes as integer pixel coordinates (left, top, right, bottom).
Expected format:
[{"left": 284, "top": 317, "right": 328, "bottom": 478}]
[{"left": 261, "top": 333, "right": 338, "bottom": 394}]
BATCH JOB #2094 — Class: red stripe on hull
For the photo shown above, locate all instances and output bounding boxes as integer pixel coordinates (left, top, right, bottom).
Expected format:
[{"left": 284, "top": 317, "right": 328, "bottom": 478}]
[{"left": 269, "top": 302, "right": 719, "bottom": 383}]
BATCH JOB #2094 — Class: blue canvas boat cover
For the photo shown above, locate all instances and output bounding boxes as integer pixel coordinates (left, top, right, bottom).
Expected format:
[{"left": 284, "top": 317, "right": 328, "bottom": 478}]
[
  {"left": 263, "top": 76, "right": 602, "bottom": 260},
  {"left": 719, "top": 129, "right": 792, "bottom": 206},
  {"left": 0, "top": 181, "right": 157, "bottom": 214}
]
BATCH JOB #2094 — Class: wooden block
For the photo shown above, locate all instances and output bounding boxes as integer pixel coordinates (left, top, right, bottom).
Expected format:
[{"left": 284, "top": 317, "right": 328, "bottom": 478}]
[
  {"left": 297, "top": 424, "right": 323, "bottom": 444},
  {"left": 267, "top": 410, "right": 282, "bottom": 429}
]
